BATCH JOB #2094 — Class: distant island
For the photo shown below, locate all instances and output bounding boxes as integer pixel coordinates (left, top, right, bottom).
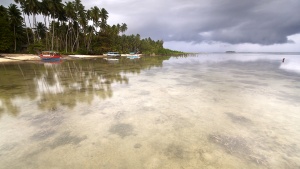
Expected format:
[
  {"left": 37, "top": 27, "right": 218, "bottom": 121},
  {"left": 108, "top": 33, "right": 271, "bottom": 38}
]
[
  {"left": 0, "top": 0, "right": 183, "bottom": 56},
  {"left": 225, "top": 51, "right": 236, "bottom": 53}
]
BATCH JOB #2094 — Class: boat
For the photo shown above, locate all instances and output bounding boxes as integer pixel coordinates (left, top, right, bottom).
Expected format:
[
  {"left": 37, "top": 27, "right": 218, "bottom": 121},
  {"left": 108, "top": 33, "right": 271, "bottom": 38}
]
[
  {"left": 39, "top": 51, "right": 61, "bottom": 61},
  {"left": 127, "top": 55, "right": 140, "bottom": 59},
  {"left": 121, "top": 52, "right": 141, "bottom": 59},
  {"left": 104, "top": 52, "right": 121, "bottom": 57}
]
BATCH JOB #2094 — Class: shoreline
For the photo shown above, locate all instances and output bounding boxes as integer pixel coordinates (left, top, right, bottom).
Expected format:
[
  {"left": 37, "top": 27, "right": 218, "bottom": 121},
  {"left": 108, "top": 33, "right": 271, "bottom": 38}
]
[
  {"left": 0, "top": 53, "right": 187, "bottom": 63},
  {"left": 0, "top": 53, "right": 107, "bottom": 63}
]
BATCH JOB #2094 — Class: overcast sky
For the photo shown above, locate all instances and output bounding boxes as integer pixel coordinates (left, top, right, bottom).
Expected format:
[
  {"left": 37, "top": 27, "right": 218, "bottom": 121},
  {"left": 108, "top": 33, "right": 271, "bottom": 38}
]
[{"left": 2, "top": 0, "right": 300, "bottom": 52}]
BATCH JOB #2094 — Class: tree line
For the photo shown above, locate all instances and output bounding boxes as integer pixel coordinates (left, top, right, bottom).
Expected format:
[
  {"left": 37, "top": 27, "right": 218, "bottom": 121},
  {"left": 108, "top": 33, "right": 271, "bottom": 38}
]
[{"left": 0, "top": 0, "right": 183, "bottom": 55}]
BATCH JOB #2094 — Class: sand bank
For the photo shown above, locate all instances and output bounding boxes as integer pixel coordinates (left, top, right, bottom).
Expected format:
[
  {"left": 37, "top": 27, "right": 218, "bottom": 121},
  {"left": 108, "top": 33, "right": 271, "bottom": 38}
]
[
  {"left": 0, "top": 54, "right": 40, "bottom": 63},
  {"left": 0, "top": 54, "right": 107, "bottom": 63}
]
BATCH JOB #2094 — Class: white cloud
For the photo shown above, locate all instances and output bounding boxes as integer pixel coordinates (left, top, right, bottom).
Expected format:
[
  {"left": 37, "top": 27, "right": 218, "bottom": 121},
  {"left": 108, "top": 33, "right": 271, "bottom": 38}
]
[{"left": 164, "top": 34, "right": 300, "bottom": 52}]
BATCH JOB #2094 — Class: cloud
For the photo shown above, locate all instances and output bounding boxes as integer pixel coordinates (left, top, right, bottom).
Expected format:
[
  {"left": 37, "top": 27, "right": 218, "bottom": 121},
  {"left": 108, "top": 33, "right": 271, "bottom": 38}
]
[
  {"left": 98, "top": 0, "right": 300, "bottom": 45},
  {"left": 164, "top": 33, "right": 300, "bottom": 52}
]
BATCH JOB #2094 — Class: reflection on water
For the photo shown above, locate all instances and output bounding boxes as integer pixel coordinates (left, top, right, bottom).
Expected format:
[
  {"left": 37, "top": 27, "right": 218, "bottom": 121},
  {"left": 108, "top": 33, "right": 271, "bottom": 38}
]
[
  {"left": 0, "top": 53, "right": 300, "bottom": 169},
  {"left": 0, "top": 57, "right": 168, "bottom": 116}
]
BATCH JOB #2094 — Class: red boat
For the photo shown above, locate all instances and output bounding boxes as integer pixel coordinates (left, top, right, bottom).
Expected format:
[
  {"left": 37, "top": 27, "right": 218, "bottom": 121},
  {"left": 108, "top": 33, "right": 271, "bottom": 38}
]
[{"left": 39, "top": 51, "right": 61, "bottom": 61}]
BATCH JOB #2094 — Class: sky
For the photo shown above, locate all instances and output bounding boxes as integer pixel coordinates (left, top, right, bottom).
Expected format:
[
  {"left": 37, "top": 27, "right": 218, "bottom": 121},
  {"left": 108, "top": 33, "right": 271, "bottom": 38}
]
[{"left": 2, "top": 0, "right": 300, "bottom": 52}]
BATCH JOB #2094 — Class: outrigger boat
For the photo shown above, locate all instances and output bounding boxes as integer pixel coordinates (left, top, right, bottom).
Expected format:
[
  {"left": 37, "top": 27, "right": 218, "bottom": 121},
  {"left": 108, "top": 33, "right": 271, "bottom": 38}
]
[
  {"left": 103, "top": 52, "right": 121, "bottom": 57},
  {"left": 39, "top": 51, "right": 61, "bottom": 61}
]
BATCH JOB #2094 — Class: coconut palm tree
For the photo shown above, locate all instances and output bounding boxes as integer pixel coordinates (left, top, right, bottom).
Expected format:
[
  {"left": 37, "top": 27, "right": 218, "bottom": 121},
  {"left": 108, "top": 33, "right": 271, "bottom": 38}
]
[
  {"left": 40, "top": 0, "right": 50, "bottom": 49},
  {"left": 86, "top": 25, "right": 94, "bottom": 53},
  {"left": 71, "top": 0, "right": 87, "bottom": 52},
  {"left": 26, "top": 0, "right": 40, "bottom": 42},
  {"left": 120, "top": 23, "right": 127, "bottom": 35},
  {"left": 36, "top": 22, "right": 47, "bottom": 40},
  {"left": 64, "top": 1, "right": 76, "bottom": 53},
  {"left": 14, "top": 0, "right": 31, "bottom": 44},
  {"left": 47, "top": 0, "right": 64, "bottom": 50},
  {"left": 89, "top": 6, "right": 100, "bottom": 33},
  {"left": 8, "top": 4, "right": 23, "bottom": 52},
  {"left": 99, "top": 8, "right": 108, "bottom": 32}
]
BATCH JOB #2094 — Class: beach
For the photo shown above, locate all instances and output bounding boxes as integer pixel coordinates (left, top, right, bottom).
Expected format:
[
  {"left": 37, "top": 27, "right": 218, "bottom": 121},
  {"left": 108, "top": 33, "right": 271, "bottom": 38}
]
[{"left": 0, "top": 53, "right": 109, "bottom": 63}]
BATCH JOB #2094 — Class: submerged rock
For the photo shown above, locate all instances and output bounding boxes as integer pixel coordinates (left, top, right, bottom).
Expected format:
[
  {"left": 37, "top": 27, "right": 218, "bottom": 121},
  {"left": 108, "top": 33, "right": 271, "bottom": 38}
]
[{"left": 109, "top": 123, "right": 134, "bottom": 138}]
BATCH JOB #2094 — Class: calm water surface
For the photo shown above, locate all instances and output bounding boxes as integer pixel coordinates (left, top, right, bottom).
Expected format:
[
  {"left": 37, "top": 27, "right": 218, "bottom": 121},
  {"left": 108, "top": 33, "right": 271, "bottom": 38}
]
[{"left": 0, "top": 53, "right": 300, "bottom": 169}]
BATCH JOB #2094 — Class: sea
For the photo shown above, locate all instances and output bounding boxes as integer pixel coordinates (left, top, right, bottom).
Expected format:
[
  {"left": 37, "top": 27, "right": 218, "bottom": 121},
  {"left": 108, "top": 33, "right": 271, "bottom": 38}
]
[{"left": 0, "top": 53, "right": 299, "bottom": 169}]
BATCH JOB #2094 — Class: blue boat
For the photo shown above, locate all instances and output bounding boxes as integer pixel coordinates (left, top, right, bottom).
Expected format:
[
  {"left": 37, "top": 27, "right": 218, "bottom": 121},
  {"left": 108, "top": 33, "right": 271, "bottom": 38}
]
[{"left": 39, "top": 51, "right": 61, "bottom": 61}]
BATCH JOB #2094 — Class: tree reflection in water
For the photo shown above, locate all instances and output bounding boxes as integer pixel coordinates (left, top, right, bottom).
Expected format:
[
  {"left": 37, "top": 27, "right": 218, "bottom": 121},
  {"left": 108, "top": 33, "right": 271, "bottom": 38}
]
[{"left": 0, "top": 56, "right": 171, "bottom": 117}]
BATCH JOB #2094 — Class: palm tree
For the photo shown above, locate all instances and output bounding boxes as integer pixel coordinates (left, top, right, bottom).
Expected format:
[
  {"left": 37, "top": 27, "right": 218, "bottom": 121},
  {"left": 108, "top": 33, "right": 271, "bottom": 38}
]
[
  {"left": 36, "top": 22, "right": 47, "bottom": 40},
  {"left": 99, "top": 8, "right": 108, "bottom": 32},
  {"left": 8, "top": 4, "right": 23, "bottom": 52},
  {"left": 64, "top": 1, "right": 76, "bottom": 53},
  {"left": 89, "top": 6, "right": 100, "bottom": 32},
  {"left": 48, "top": 0, "right": 64, "bottom": 50},
  {"left": 120, "top": 23, "right": 128, "bottom": 52},
  {"left": 86, "top": 25, "right": 94, "bottom": 53},
  {"left": 40, "top": 0, "right": 50, "bottom": 48},
  {"left": 120, "top": 23, "right": 127, "bottom": 35},
  {"left": 25, "top": 0, "right": 40, "bottom": 42},
  {"left": 72, "top": 0, "right": 86, "bottom": 52},
  {"left": 14, "top": 0, "right": 30, "bottom": 44},
  {"left": 78, "top": 9, "right": 87, "bottom": 51}
]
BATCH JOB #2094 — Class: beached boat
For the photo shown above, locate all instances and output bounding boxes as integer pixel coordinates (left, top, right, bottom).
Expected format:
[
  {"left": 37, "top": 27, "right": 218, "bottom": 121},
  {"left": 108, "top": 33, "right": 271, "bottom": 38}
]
[
  {"left": 127, "top": 55, "right": 140, "bottom": 59},
  {"left": 104, "top": 52, "right": 121, "bottom": 57},
  {"left": 39, "top": 51, "right": 61, "bottom": 61},
  {"left": 121, "top": 52, "right": 141, "bottom": 59}
]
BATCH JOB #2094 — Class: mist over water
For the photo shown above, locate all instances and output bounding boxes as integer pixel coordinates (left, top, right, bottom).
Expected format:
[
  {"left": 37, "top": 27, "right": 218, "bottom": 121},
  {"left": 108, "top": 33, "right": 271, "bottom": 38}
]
[{"left": 0, "top": 53, "right": 299, "bottom": 169}]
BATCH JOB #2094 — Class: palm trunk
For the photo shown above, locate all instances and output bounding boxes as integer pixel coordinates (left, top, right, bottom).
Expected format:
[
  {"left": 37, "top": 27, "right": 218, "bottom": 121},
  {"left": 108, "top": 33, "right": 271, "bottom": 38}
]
[
  {"left": 72, "top": 28, "right": 79, "bottom": 52},
  {"left": 44, "top": 16, "right": 48, "bottom": 49},
  {"left": 76, "top": 29, "right": 79, "bottom": 51},
  {"left": 56, "top": 37, "right": 58, "bottom": 51},
  {"left": 32, "top": 14, "right": 36, "bottom": 43},
  {"left": 51, "top": 19, "right": 55, "bottom": 51},
  {"left": 48, "top": 16, "right": 51, "bottom": 50},
  {"left": 23, "top": 12, "right": 30, "bottom": 44},
  {"left": 87, "top": 31, "right": 93, "bottom": 53},
  {"left": 27, "top": 15, "right": 35, "bottom": 43},
  {"left": 65, "top": 31, "right": 68, "bottom": 53},
  {"left": 65, "top": 23, "right": 69, "bottom": 53},
  {"left": 34, "top": 14, "right": 40, "bottom": 41},
  {"left": 14, "top": 25, "right": 16, "bottom": 52}
]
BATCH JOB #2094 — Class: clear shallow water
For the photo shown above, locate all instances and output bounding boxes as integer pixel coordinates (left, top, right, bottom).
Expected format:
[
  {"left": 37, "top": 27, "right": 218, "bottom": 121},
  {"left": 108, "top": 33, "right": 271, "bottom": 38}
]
[{"left": 0, "top": 53, "right": 300, "bottom": 169}]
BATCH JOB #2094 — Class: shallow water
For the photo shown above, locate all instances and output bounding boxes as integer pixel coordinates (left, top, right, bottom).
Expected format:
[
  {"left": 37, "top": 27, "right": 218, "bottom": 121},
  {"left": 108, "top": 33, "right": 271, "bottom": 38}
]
[{"left": 0, "top": 53, "right": 300, "bottom": 169}]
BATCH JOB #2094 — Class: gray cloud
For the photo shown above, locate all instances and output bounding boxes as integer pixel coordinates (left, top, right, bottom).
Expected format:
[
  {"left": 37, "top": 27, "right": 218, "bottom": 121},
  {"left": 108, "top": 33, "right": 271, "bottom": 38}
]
[{"left": 103, "top": 0, "right": 300, "bottom": 45}]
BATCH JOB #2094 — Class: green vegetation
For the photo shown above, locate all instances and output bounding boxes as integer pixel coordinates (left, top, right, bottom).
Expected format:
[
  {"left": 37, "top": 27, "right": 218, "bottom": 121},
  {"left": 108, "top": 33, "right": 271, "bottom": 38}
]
[{"left": 0, "top": 0, "right": 183, "bottom": 55}]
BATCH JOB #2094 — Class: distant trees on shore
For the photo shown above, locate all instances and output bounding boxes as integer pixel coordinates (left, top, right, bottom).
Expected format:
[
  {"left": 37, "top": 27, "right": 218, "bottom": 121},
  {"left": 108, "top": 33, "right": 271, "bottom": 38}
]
[{"left": 0, "top": 0, "right": 182, "bottom": 55}]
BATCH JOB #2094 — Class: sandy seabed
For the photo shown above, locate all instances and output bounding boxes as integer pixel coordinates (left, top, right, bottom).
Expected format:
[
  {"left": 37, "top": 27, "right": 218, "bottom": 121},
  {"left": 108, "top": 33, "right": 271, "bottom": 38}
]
[{"left": 0, "top": 53, "right": 299, "bottom": 169}]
